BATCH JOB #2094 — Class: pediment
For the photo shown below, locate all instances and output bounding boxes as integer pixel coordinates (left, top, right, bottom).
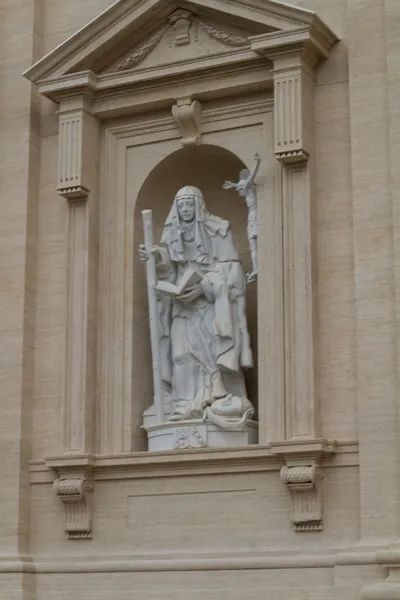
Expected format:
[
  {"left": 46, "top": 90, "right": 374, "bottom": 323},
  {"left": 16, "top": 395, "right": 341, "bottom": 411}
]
[
  {"left": 98, "top": 9, "right": 263, "bottom": 76},
  {"left": 24, "top": 0, "right": 337, "bottom": 85}
]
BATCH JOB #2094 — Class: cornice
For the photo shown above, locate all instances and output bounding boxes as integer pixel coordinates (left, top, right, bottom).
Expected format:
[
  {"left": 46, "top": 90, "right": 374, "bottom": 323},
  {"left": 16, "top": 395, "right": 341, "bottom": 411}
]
[
  {"left": 0, "top": 543, "right": 380, "bottom": 574},
  {"left": 23, "top": 0, "right": 321, "bottom": 85},
  {"left": 29, "top": 441, "right": 358, "bottom": 484},
  {"left": 36, "top": 49, "right": 267, "bottom": 106},
  {"left": 31, "top": 18, "right": 338, "bottom": 107},
  {"left": 36, "top": 70, "right": 97, "bottom": 101},
  {"left": 250, "top": 22, "right": 339, "bottom": 63}
]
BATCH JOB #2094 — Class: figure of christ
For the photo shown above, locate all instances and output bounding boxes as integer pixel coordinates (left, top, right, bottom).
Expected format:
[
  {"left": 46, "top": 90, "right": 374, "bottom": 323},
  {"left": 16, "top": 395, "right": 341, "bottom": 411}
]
[
  {"left": 139, "top": 186, "right": 254, "bottom": 424},
  {"left": 223, "top": 152, "right": 261, "bottom": 284}
]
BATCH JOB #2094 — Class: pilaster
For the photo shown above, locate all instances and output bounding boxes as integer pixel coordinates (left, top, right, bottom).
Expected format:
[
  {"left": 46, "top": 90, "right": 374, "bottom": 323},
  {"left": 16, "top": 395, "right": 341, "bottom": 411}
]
[
  {"left": 347, "top": 0, "right": 400, "bottom": 547},
  {"left": 251, "top": 23, "right": 337, "bottom": 531},
  {"left": 48, "top": 89, "right": 100, "bottom": 539}
]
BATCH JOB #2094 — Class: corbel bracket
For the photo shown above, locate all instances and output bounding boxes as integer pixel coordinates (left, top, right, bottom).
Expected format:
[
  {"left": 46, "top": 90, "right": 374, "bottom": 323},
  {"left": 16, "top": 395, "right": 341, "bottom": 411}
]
[
  {"left": 46, "top": 455, "right": 94, "bottom": 540},
  {"left": 270, "top": 439, "right": 336, "bottom": 532},
  {"left": 172, "top": 97, "right": 202, "bottom": 147},
  {"left": 280, "top": 463, "right": 323, "bottom": 531}
]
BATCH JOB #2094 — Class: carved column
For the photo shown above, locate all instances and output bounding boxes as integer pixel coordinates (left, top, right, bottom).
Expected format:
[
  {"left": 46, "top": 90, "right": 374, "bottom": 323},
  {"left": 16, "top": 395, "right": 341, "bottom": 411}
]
[
  {"left": 251, "top": 24, "right": 337, "bottom": 531},
  {"left": 47, "top": 89, "right": 100, "bottom": 539}
]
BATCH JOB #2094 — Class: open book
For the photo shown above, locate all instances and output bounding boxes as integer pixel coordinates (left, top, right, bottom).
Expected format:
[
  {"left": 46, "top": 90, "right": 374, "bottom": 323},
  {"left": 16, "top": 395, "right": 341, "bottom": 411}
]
[{"left": 156, "top": 268, "right": 203, "bottom": 297}]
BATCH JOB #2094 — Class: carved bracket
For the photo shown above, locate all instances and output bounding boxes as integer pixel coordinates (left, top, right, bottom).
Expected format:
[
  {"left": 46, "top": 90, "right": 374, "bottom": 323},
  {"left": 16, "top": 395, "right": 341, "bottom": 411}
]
[
  {"left": 270, "top": 439, "right": 335, "bottom": 532},
  {"left": 281, "top": 464, "right": 323, "bottom": 531},
  {"left": 54, "top": 474, "right": 93, "bottom": 539},
  {"left": 46, "top": 456, "right": 95, "bottom": 540},
  {"left": 172, "top": 97, "right": 202, "bottom": 146}
]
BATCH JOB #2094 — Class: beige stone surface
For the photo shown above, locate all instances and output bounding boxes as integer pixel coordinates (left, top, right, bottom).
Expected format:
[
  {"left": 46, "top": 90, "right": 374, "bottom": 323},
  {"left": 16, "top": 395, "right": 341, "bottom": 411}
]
[{"left": 1, "top": 0, "right": 400, "bottom": 598}]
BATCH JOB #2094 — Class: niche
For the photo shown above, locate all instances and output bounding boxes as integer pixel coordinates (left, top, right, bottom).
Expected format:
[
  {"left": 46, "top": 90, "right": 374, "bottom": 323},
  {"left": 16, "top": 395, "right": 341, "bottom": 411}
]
[{"left": 132, "top": 144, "right": 258, "bottom": 449}]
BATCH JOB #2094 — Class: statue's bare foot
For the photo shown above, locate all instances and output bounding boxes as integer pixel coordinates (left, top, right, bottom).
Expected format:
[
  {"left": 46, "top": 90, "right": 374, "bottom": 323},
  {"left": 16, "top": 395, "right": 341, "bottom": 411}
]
[
  {"left": 246, "top": 270, "right": 257, "bottom": 284},
  {"left": 169, "top": 413, "right": 184, "bottom": 422}
]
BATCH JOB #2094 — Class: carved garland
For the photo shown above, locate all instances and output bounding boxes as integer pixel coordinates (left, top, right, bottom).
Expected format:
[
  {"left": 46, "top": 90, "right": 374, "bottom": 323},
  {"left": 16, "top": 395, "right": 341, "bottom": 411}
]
[
  {"left": 196, "top": 19, "right": 248, "bottom": 47},
  {"left": 102, "top": 16, "right": 249, "bottom": 74},
  {"left": 103, "top": 25, "right": 169, "bottom": 73}
]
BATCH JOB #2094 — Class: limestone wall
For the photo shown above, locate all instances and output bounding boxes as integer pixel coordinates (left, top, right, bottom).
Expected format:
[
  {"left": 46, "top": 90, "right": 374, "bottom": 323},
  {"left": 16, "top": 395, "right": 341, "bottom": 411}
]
[{"left": 1, "top": 1, "right": 400, "bottom": 600}]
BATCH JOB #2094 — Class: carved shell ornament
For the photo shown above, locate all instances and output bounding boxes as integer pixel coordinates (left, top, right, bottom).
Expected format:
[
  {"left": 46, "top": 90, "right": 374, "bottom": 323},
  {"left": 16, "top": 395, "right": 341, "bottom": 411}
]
[{"left": 102, "top": 9, "right": 249, "bottom": 74}]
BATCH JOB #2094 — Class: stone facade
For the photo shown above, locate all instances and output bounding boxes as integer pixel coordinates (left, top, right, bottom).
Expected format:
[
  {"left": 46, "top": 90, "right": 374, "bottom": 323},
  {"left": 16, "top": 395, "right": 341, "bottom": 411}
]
[{"left": 1, "top": 0, "right": 400, "bottom": 599}]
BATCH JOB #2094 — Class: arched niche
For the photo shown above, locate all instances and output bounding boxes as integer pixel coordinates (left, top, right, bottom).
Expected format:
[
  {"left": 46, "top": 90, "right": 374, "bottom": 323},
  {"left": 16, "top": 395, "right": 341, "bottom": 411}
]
[{"left": 132, "top": 144, "right": 258, "bottom": 448}]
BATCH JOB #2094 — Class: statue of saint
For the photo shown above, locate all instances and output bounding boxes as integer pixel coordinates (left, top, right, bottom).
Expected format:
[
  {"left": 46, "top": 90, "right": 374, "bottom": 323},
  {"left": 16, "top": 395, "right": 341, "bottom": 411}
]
[
  {"left": 139, "top": 186, "right": 254, "bottom": 428},
  {"left": 223, "top": 153, "right": 261, "bottom": 283}
]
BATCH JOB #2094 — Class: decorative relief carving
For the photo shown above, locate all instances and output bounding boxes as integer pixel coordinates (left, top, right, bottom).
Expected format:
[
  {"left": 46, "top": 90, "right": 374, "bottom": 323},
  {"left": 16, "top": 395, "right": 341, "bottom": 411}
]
[
  {"left": 172, "top": 97, "right": 202, "bottom": 146},
  {"left": 101, "top": 11, "right": 249, "bottom": 75},
  {"left": 54, "top": 476, "right": 94, "bottom": 540},
  {"left": 197, "top": 19, "right": 248, "bottom": 47},
  {"left": 168, "top": 9, "right": 192, "bottom": 46},
  {"left": 281, "top": 464, "right": 323, "bottom": 531},
  {"left": 173, "top": 425, "right": 208, "bottom": 449},
  {"left": 103, "top": 25, "right": 169, "bottom": 73}
]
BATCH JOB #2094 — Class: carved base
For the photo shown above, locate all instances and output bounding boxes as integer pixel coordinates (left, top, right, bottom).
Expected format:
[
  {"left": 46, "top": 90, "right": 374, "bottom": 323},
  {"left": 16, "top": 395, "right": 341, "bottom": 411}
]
[{"left": 143, "top": 405, "right": 257, "bottom": 451}]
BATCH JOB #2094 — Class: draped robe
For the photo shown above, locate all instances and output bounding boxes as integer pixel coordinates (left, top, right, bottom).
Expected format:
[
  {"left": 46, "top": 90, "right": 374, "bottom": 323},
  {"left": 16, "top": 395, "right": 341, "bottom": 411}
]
[{"left": 156, "top": 189, "right": 253, "bottom": 419}]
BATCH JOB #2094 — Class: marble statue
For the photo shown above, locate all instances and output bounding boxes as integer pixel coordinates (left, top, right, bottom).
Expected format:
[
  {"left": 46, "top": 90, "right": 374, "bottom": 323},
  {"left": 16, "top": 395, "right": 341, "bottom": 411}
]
[
  {"left": 139, "top": 186, "right": 255, "bottom": 431},
  {"left": 222, "top": 153, "right": 261, "bottom": 283}
]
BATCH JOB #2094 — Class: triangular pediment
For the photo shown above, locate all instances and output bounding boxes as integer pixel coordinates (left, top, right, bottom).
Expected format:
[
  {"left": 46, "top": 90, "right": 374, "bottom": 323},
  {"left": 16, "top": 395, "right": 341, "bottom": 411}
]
[
  {"left": 24, "top": 0, "right": 336, "bottom": 84},
  {"left": 97, "top": 9, "right": 264, "bottom": 76}
]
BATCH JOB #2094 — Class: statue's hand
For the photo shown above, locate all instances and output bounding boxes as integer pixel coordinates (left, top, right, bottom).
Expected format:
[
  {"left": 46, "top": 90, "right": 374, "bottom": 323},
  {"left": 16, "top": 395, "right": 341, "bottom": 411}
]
[
  {"left": 177, "top": 284, "right": 203, "bottom": 304},
  {"left": 222, "top": 181, "right": 235, "bottom": 190},
  {"left": 139, "top": 244, "right": 160, "bottom": 262},
  {"left": 253, "top": 152, "right": 261, "bottom": 163}
]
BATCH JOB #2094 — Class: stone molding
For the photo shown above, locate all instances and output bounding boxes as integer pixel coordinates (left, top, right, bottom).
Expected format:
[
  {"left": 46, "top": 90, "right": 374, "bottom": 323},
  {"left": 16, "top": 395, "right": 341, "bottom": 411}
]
[
  {"left": 23, "top": 0, "right": 334, "bottom": 84},
  {"left": 29, "top": 442, "right": 357, "bottom": 484},
  {"left": 0, "top": 545, "right": 382, "bottom": 574},
  {"left": 23, "top": 2, "right": 338, "bottom": 114},
  {"left": 361, "top": 549, "right": 400, "bottom": 600}
]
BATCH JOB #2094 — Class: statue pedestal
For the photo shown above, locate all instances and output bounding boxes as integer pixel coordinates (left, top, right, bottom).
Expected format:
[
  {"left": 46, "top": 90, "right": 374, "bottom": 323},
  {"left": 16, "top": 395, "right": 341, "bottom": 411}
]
[{"left": 143, "top": 404, "right": 258, "bottom": 451}]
